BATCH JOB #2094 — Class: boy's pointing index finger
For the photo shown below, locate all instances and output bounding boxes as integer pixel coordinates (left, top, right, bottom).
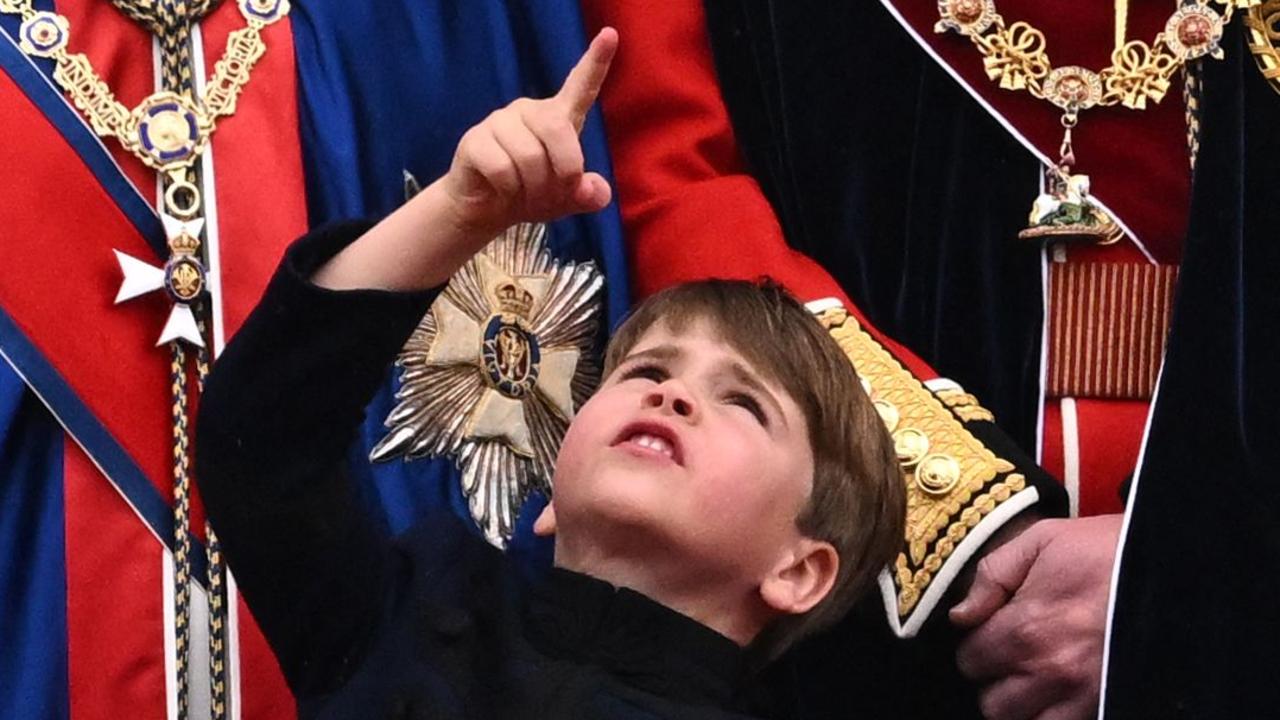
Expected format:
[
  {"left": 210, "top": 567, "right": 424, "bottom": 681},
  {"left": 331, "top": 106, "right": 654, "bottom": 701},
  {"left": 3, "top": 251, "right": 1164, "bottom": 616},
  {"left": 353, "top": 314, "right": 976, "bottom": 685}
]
[{"left": 557, "top": 27, "right": 618, "bottom": 132}]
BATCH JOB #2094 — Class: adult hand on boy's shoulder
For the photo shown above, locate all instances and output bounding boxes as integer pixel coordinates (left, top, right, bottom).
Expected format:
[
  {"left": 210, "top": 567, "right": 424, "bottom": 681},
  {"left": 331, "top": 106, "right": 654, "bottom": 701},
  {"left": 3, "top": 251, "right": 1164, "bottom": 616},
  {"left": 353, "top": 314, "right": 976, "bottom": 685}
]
[
  {"left": 442, "top": 27, "right": 618, "bottom": 240},
  {"left": 949, "top": 514, "right": 1123, "bottom": 720}
]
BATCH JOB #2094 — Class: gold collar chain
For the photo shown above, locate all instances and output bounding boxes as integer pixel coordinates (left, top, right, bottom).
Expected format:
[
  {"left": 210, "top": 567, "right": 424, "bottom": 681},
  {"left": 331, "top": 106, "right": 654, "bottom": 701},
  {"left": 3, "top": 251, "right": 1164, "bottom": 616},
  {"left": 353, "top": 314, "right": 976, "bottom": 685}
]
[
  {"left": 935, "top": 0, "right": 1256, "bottom": 244},
  {"left": 936, "top": 0, "right": 1252, "bottom": 112},
  {"left": 3, "top": 0, "right": 290, "bottom": 347},
  {"left": 2, "top": 0, "right": 290, "bottom": 218}
]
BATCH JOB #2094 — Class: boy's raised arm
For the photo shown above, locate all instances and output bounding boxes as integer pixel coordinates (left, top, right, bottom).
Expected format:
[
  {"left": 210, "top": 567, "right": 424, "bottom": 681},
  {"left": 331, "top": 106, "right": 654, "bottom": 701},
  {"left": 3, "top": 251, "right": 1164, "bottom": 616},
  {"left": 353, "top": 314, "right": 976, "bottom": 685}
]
[
  {"left": 312, "top": 27, "right": 617, "bottom": 293},
  {"left": 195, "top": 29, "right": 619, "bottom": 699}
]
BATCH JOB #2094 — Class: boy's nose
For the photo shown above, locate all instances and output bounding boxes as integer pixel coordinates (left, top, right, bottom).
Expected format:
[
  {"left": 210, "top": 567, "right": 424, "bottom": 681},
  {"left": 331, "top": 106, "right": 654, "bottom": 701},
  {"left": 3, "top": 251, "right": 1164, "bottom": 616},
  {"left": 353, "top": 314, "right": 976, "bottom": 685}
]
[{"left": 642, "top": 384, "right": 697, "bottom": 420}]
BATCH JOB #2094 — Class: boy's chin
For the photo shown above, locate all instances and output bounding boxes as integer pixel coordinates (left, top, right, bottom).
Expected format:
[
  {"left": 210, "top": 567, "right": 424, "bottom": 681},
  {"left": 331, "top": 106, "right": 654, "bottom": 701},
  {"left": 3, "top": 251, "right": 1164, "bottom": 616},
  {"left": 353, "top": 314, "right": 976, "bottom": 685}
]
[
  {"left": 552, "top": 452, "right": 686, "bottom": 540},
  {"left": 563, "top": 483, "right": 674, "bottom": 539}
]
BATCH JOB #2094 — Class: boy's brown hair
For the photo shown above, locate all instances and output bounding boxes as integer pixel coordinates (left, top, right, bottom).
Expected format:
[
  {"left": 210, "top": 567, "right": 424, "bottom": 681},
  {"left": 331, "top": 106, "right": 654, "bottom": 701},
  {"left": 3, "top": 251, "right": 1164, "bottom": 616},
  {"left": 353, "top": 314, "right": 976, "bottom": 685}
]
[{"left": 602, "top": 279, "right": 905, "bottom": 660}]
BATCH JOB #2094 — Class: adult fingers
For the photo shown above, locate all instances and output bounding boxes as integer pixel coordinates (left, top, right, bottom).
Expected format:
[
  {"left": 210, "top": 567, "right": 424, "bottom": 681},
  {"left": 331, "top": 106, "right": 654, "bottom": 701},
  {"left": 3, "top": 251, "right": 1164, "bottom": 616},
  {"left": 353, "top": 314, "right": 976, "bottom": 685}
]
[
  {"left": 556, "top": 26, "right": 618, "bottom": 132},
  {"left": 976, "top": 674, "right": 1056, "bottom": 720},
  {"left": 1031, "top": 699, "right": 1096, "bottom": 720},
  {"left": 956, "top": 600, "right": 1046, "bottom": 681},
  {"left": 951, "top": 522, "right": 1050, "bottom": 628}
]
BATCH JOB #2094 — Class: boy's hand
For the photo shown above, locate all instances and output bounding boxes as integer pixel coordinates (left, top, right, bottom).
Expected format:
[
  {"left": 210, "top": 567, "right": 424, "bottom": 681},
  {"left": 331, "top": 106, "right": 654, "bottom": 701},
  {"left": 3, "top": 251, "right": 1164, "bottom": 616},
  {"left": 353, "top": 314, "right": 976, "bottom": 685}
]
[
  {"left": 312, "top": 28, "right": 619, "bottom": 292},
  {"left": 443, "top": 28, "right": 618, "bottom": 238}
]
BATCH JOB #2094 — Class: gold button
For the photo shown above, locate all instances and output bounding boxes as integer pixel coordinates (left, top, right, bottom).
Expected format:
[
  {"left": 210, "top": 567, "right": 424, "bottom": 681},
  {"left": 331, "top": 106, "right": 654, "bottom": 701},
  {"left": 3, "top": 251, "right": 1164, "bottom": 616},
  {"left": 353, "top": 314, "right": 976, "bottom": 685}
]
[
  {"left": 873, "top": 399, "right": 900, "bottom": 433},
  {"left": 893, "top": 428, "right": 930, "bottom": 467},
  {"left": 916, "top": 454, "right": 962, "bottom": 496}
]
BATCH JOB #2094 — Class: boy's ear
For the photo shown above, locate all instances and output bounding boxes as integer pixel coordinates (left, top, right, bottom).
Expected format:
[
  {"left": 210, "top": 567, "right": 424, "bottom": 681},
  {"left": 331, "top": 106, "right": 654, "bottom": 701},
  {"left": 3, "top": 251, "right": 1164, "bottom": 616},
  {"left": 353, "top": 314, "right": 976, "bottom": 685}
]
[
  {"left": 760, "top": 539, "right": 839, "bottom": 616},
  {"left": 533, "top": 502, "right": 557, "bottom": 537}
]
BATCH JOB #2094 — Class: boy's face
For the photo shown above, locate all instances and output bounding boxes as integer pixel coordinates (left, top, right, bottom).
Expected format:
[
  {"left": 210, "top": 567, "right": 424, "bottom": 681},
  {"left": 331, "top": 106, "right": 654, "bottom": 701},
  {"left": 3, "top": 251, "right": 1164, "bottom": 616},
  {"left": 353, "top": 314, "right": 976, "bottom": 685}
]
[{"left": 549, "top": 318, "right": 816, "bottom": 588}]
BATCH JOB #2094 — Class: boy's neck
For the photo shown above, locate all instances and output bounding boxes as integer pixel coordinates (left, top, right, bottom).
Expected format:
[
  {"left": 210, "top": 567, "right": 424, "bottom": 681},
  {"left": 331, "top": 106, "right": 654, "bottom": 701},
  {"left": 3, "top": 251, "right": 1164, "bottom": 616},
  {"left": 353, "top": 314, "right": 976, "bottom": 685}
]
[{"left": 553, "top": 534, "right": 771, "bottom": 647}]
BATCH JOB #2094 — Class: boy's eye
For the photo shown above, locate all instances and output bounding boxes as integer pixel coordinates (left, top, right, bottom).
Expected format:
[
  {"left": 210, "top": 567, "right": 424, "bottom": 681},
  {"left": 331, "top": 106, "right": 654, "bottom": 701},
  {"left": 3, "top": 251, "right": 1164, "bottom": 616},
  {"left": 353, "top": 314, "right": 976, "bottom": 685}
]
[
  {"left": 726, "top": 392, "right": 768, "bottom": 426},
  {"left": 619, "top": 363, "right": 667, "bottom": 383}
]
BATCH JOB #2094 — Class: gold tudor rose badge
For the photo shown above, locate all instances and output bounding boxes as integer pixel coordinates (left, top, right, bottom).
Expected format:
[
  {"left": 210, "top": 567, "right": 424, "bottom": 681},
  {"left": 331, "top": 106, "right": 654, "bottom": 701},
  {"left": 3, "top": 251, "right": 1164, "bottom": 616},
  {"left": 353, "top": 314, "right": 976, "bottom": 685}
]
[{"left": 370, "top": 223, "right": 605, "bottom": 546}]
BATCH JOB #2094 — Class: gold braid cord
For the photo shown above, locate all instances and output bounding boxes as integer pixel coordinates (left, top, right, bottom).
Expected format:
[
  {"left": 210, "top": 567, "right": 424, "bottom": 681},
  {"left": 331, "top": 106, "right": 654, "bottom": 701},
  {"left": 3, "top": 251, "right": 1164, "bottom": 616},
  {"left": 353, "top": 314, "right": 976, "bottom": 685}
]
[
  {"left": 195, "top": 336, "right": 229, "bottom": 720},
  {"left": 146, "top": 3, "right": 219, "bottom": 716},
  {"left": 121, "top": 0, "right": 222, "bottom": 107},
  {"left": 170, "top": 343, "right": 194, "bottom": 720},
  {"left": 1246, "top": 0, "right": 1280, "bottom": 94},
  {"left": 59, "top": 0, "right": 240, "bottom": 714},
  {"left": 1184, "top": 59, "right": 1205, "bottom": 173},
  {"left": 813, "top": 306, "right": 1028, "bottom": 620},
  {"left": 0, "top": 2, "right": 289, "bottom": 714}
]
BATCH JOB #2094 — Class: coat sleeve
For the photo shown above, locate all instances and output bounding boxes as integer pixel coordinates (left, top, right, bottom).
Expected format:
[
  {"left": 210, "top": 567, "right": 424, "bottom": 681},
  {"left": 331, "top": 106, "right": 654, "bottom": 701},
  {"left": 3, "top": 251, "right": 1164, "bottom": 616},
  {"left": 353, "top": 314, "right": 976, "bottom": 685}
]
[
  {"left": 195, "top": 222, "right": 440, "bottom": 694},
  {"left": 581, "top": 0, "right": 1067, "bottom": 636}
]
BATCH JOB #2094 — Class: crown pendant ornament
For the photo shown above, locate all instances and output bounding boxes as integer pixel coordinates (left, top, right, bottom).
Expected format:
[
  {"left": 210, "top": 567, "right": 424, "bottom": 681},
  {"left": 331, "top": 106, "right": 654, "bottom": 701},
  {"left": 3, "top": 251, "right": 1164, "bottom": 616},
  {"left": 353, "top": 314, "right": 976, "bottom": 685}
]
[{"left": 371, "top": 221, "right": 605, "bottom": 547}]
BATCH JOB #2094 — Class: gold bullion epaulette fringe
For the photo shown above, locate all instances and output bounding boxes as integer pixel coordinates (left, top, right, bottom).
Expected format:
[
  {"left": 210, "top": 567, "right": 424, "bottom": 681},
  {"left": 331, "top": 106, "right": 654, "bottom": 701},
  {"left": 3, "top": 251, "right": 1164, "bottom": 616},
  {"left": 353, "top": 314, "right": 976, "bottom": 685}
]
[{"left": 812, "top": 306, "right": 1025, "bottom": 619}]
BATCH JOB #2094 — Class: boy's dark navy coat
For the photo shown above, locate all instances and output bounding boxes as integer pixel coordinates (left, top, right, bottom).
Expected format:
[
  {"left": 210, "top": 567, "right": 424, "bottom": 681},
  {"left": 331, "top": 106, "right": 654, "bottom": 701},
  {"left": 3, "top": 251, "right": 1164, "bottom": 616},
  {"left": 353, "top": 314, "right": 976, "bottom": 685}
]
[{"left": 196, "top": 226, "right": 756, "bottom": 719}]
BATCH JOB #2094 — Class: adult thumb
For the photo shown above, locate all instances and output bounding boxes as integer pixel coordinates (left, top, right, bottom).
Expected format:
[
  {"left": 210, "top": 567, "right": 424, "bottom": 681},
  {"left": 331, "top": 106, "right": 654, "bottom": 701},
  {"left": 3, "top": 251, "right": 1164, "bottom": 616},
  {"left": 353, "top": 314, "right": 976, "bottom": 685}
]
[{"left": 950, "top": 525, "right": 1046, "bottom": 628}]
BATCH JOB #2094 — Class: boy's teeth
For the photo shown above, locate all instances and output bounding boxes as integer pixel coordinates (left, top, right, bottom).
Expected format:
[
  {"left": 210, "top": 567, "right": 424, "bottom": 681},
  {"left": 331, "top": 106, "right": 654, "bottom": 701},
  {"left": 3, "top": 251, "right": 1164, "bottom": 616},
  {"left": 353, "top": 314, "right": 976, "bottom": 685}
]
[{"left": 632, "top": 433, "right": 673, "bottom": 458}]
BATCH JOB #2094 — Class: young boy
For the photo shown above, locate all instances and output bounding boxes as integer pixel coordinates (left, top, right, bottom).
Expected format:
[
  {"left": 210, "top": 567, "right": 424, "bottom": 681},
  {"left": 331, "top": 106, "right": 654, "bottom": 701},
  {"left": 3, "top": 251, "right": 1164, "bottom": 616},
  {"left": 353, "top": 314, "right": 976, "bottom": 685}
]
[{"left": 196, "top": 28, "right": 903, "bottom": 719}]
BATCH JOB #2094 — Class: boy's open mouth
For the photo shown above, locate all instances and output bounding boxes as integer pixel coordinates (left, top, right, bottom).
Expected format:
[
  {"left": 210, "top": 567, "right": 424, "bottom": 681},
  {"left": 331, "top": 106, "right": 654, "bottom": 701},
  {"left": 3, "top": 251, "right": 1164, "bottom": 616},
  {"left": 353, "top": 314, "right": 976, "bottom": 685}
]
[{"left": 612, "top": 421, "right": 684, "bottom": 466}]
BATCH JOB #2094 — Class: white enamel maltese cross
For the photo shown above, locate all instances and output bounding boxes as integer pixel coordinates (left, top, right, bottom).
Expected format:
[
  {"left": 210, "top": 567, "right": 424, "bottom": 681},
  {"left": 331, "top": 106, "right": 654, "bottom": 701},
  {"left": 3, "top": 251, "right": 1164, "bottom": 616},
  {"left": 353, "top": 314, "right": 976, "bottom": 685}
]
[{"left": 112, "top": 213, "right": 207, "bottom": 348}]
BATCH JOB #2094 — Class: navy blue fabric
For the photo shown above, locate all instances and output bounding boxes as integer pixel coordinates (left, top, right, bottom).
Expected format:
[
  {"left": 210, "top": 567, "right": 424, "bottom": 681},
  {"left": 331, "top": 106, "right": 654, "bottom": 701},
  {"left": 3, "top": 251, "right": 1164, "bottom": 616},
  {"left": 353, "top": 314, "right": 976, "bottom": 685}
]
[
  {"left": 703, "top": 0, "right": 1045, "bottom": 452},
  {"left": 291, "top": 0, "right": 629, "bottom": 557},
  {"left": 1103, "top": 27, "right": 1280, "bottom": 718},
  {"left": 0, "top": 361, "right": 68, "bottom": 720},
  {"left": 291, "top": 0, "right": 629, "bottom": 323}
]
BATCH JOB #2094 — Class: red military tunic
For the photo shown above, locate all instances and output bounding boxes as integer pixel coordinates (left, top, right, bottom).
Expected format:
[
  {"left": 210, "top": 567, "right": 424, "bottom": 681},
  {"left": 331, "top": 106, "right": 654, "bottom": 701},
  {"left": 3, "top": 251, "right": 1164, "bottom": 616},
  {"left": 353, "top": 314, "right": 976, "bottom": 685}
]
[{"left": 0, "top": 2, "right": 304, "bottom": 715}]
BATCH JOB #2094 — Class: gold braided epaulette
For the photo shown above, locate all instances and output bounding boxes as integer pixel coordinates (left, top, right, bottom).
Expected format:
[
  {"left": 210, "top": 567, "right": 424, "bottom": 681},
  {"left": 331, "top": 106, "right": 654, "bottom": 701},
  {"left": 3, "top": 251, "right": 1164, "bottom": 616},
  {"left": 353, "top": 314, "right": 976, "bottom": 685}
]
[
  {"left": 812, "top": 305, "right": 1027, "bottom": 621},
  {"left": 936, "top": 388, "right": 997, "bottom": 424}
]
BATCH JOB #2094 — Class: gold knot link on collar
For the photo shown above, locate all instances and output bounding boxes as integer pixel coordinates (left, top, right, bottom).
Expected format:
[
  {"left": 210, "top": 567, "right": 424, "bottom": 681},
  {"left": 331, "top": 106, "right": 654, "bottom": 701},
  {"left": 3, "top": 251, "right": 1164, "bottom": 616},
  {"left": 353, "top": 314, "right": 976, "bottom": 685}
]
[
  {"left": 979, "top": 21, "right": 1051, "bottom": 93},
  {"left": 1101, "top": 40, "right": 1178, "bottom": 109},
  {"left": 941, "top": 0, "right": 1242, "bottom": 111}
]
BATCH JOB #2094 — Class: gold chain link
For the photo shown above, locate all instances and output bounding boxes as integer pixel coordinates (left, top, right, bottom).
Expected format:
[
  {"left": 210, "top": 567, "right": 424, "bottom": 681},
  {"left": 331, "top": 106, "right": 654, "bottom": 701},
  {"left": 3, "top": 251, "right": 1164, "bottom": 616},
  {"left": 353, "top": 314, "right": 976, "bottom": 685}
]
[
  {"left": 938, "top": 0, "right": 1252, "bottom": 112},
  {"left": 1, "top": 0, "right": 284, "bottom": 174}
]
